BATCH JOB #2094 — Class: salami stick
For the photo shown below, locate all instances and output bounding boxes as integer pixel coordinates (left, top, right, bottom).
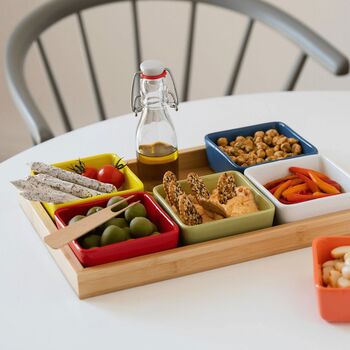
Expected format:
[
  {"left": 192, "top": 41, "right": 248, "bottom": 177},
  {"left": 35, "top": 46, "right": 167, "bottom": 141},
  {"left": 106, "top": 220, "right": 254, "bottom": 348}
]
[
  {"left": 30, "top": 162, "right": 117, "bottom": 193},
  {"left": 29, "top": 174, "right": 102, "bottom": 198}
]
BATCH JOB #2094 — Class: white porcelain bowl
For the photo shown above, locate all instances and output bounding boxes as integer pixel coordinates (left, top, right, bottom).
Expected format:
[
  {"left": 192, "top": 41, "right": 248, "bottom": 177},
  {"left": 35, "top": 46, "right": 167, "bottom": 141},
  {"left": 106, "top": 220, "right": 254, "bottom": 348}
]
[{"left": 244, "top": 154, "right": 350, "bottom": 224}]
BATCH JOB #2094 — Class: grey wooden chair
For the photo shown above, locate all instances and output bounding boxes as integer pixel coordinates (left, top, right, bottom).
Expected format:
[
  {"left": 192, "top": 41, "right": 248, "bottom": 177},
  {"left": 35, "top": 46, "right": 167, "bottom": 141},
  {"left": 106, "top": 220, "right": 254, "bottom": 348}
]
[{"left": 5, "top": 0, "right": 349, "bottom": 145}]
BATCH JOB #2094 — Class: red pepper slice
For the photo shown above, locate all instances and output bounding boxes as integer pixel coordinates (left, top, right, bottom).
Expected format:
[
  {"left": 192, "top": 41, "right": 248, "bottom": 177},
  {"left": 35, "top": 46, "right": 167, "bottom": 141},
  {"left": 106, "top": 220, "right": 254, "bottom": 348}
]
[
  {"left": 289, "top": 167, "right": 329, "bottom": 180},
  {"left": 308, "top": 171, "right": 340, "bottom": 194},
  {"left": 279, "top": 197, "right": 293, "bottom": 205},
  {"left": 285, "top": 192, "right": 336, "bottom": 203},
  {"left": 323, "top": 178, "right": 342, "bottom": 191},
  {"left": 294, "top": 172, "right": 319, "bottom": 193},
  {"left": 282, "top": 183, "right": 308, "bottom": 197},
  {"left": 264, "top": 175, "right": 297, "bottom": 189},
  {"left": 274, "top": 180, "right": 293, "bottom": 200}
]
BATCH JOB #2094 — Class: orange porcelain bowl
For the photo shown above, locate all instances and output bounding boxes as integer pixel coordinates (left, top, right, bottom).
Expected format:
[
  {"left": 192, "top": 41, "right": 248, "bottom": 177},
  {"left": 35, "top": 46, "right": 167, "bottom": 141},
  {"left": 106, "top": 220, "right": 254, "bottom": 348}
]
[{"left": 312, "top": 236, "right": 350, "bottom": 322}]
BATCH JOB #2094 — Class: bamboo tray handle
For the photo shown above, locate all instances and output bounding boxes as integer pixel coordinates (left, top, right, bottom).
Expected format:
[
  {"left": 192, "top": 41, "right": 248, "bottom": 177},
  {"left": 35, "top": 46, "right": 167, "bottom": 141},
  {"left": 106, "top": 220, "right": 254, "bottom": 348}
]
[{"left": 44, "top": 195, "right": 139, "bottom": 249}]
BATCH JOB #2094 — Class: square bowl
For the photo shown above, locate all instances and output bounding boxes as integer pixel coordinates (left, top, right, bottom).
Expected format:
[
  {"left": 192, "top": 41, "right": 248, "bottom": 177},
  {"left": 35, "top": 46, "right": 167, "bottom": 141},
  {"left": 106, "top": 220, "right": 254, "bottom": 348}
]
[
  {"left": 312, "top": 236, "right": 350, "bottom": 322},
  {"left": 55, "top": 192, "right": 180, "bottom": 267},
  {"left": 244, "top": 154, "right": 350, "bottom": 224},
  {"left": 205, "top": 121, "right": 318, "bottom": 173},
  {"left": 36, "top": 153, "right": 144, "bottom": 218},
  {"left": 153, "top": 171, "right": 275, "bottom": 245}
]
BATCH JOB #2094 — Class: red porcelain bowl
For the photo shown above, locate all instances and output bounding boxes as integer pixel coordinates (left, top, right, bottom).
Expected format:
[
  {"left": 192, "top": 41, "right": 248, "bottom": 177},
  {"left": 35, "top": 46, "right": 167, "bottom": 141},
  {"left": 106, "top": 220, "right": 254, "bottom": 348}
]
[
  {"left": 54, "top": 192, "right": 179, "bottom": 267},
  {"left": 312, "top": 236, "right": 350, "bottom": 322}
]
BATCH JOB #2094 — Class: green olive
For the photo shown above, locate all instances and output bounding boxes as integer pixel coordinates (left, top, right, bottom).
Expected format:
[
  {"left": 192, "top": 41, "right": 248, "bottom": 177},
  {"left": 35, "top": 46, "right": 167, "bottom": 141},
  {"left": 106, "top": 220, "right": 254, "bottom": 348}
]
[
  {"left": 81, "top": 234, "right": 101, "bottom": 249},
  {"left": 104, "top": 217, "right": 128, "bottom": 228},
  {"left": 86, "top": 206, "right": 103, "bottom": 216},
  {"left": 107, "top": 196, "right": 128, "bottom": 211},
  {"left": 68, "top": 215, "right": 85, "bottom": 225},
  {"left": 125, "top": 203, "right": 147, "bottom": 222},
  {"left": 101, "top": 225, "right": 128, "bottom": 246},
  {"left": 130, "top": 217, "right": 154, "bottom": 238}
]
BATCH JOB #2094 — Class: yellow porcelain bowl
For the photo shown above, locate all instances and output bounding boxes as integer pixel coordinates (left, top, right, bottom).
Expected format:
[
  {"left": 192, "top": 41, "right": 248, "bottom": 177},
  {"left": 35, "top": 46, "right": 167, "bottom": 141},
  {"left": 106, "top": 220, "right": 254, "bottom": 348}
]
[{"left": 32, "top": 153, "right": 144, "bottom": 218}]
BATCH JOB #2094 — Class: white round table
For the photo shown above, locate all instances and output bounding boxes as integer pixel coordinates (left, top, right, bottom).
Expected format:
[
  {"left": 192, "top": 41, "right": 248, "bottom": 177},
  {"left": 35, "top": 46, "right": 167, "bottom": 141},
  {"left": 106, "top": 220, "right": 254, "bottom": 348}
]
[{"left": 1, "top": 92, "right": 350, "bottom": 350}]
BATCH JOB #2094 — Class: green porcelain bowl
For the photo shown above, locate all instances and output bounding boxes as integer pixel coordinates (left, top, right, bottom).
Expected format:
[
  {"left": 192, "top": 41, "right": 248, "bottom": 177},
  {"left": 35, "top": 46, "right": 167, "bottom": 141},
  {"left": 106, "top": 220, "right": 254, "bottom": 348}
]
[{"left": 153, "top": 171, "right": 275, "bottom": 245}]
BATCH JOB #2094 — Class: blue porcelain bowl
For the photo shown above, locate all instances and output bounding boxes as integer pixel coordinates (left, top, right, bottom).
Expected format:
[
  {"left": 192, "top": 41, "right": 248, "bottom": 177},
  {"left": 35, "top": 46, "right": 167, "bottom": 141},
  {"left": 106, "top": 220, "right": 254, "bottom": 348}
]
[{"left": 205, "top": 121, "right": 318, "bottom": 173}]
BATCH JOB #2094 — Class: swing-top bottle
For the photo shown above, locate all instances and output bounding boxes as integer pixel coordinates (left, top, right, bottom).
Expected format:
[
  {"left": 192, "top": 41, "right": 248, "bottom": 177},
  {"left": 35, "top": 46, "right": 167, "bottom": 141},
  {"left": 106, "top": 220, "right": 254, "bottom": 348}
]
[{"left": 131, "top": 60, "right": 179, "bottom": 188}]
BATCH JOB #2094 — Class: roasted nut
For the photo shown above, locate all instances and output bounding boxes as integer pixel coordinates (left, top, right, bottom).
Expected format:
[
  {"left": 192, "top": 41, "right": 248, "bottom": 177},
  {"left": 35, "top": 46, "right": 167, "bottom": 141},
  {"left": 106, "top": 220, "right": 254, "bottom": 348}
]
[
  {"left": 280, "top": 142, "right": 291, "bottom": 152},
  {"left": 229, "top": 141, "right": 236, "bottom": 147},
  {"left": 322, "top": 260, "right": 337, "bottom": 268},
  {"left": 256, "top": 149, "right": 266, "bottom": 158},
  {"left": 241, "top": 163, "right": 248, "bottom": 167},
  {"left": 230, "top": 156, "right": 237, "bottom": 162},
  {"left": 272, "top": 136, "right": 279, "bottom": 146},
  {"left": 217, "top": 137, "right": 228, "bottom": 146},
  {"left": 273, "top": 145, "right": 280, "bottom": 152},
  {"left": 288, "top": 137, "right": 298, "bottom": 144},
  {"left": 236, "top": 136, "right": 245, "bottom": 142},
  {"left": 265, "top": 129, "right": 279, "bottom": 138},
  {"left": 344, "top": 252, "right": 350, "bottom": 265},
  {"left": 277, "top": 136, "right": 288, "bottom": 145},
  {"left": 254, "top": 131, "right": 265, "bottom": 138},
  {"left": 236, "top": 156, "right": 245, "bottom": 164},
  {"left": 341, "top": 265, "right": 350, "bottom": 279},
  {"left": 323, "top": 265, "right": 333, "bottom": 284},
  {"left": 256, "top": 158, "right": 264, "bottom": 164},
  {"left": 337, "top": 277, "right": 350, "bottom": 288},
  {"left": 266, "top": 156, "right": 276, "bottom": 161},
  {"left": 263, "top": 136, "right": 272, "bottom": 145},
  {"left": 329, "top": 269, "right": 341, "bottom": 287},
  {"left": 291, "top": 144, "right": 302, "bottom": 154},
  {"left": 247, "top": 159, "right": 256, "bottom": 166},
  {"left": 265, "top": 148, "right": 274, "bottom": 157},
  {"left": 274, "top": 151, "right": 284, "bottom": 158},
  {"left": 256, "top": 142, "right": 268, "bottom": 150},
  {"left": 331, "top": 246, "right": 350, "bottom": 259},
  {"left": 254, "top": 136, "right": 263, "bottom": 144},
  {"left": 335, "top": 261, "right": 345, "bottom": 272}
]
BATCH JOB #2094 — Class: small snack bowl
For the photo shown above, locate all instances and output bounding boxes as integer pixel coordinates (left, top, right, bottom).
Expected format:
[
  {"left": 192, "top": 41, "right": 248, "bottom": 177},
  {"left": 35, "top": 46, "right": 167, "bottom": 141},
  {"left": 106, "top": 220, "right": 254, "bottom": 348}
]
[
  {"left": 38, "top": 153, "right": 144, "bottom": 218},
  {"left": 205, "top": 121, "right": 318, "bottom": 173},
  {"left": 312, "top": 236, "right": 350, "bottom": 322},
  {"left": 55, "top": 192, "right": 179, "bottom": 267},
  {"left": 244, "top": 154, "right": 350, "bottom": 224},
  {"left": 153, "top": 171, "right": 275, "bottom": 245}
]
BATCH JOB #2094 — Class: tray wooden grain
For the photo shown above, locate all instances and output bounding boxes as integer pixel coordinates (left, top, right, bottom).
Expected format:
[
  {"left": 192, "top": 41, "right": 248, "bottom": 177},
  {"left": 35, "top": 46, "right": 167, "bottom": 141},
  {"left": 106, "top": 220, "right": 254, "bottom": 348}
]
[{"left": 19, "top": 146, "right": 350, "bottom": 299}]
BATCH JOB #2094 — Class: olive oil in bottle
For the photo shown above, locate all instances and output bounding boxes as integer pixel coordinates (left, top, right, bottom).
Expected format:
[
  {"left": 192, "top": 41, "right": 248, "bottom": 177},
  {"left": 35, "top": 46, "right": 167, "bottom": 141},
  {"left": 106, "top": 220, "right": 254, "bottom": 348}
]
[{"left": 132, "top": 60, "right": 179, "bottom": 190}]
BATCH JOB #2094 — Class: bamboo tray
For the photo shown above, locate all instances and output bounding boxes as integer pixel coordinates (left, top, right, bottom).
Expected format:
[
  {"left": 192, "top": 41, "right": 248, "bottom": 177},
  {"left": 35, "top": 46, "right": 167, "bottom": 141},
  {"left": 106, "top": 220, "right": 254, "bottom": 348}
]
[{"left": 20, "top": 146, "right": 350, "bottom": 299}]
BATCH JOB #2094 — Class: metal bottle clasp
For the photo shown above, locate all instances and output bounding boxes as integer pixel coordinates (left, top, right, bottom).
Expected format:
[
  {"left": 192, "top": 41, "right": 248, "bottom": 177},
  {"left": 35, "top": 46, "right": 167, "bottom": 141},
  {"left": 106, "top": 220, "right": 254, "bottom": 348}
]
[{"left": 131, "top": 68, "right": 179, "bottom": 116}]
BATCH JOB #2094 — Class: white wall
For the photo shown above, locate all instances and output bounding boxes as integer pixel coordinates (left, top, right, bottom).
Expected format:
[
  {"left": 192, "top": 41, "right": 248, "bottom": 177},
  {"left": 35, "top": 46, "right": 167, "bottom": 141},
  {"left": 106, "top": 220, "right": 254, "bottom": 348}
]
[{"left": 1, "top": 0, "right": 349, "bottom": 160}]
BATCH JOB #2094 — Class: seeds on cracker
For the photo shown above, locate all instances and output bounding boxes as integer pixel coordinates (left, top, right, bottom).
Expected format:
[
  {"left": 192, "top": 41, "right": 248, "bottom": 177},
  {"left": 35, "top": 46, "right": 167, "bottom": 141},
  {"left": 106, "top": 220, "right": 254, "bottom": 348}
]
[
  {"left": 187, "top": 172, "right": 210, "bottom": 202},
  {"left": 217, "top": 172, "right": 236, "bottom": 204},
  {"left": 178, "top": 193, "right": 202, "bottom": 226}
]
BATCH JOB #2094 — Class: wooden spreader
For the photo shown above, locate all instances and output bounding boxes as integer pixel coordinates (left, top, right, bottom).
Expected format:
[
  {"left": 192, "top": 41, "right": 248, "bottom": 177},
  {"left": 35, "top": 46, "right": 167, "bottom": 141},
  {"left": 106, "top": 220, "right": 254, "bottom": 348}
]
[{"left": 19, "top": 146, "right": 350, "bottom": 299}]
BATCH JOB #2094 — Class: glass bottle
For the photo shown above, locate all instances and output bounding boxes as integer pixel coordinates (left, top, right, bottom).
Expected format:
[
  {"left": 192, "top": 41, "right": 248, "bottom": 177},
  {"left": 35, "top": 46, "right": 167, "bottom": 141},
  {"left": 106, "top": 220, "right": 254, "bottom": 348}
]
[{"left": 131, "top": 60, "right": 179, "bottom": 189}]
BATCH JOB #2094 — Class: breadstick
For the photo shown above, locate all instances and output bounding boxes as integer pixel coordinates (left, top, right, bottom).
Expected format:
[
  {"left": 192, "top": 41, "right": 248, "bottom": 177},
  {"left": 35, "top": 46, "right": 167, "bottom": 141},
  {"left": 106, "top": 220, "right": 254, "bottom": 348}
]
[
  {"left": 20, "top": 190, "right": 78, "bottom": 204},
  {"left": 12, "top": 180, "right": 79, "bottom": 203},
  {"left": 30, "top": 162, "right": 116, "bottom": 193},
  {"left": 28, "top": 174, "right": 102, "bottom": 198}
]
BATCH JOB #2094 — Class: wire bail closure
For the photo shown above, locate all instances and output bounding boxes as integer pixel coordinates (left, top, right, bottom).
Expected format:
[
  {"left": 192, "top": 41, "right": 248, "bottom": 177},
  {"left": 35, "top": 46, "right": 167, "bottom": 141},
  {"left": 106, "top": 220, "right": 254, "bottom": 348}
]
[{"left": 131, "top": 68, "right": 179, "bottom": 116}]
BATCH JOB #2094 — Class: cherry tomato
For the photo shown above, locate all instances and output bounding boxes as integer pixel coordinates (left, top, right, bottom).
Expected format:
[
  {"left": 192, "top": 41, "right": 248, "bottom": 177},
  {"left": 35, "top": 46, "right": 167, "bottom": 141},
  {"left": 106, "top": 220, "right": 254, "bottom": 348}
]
[
  {"left": 97, "top": 165, "right": 125, "bottom": 188},
  {"left": 82, "top": 167, "right": 98, "bottom": 179}
]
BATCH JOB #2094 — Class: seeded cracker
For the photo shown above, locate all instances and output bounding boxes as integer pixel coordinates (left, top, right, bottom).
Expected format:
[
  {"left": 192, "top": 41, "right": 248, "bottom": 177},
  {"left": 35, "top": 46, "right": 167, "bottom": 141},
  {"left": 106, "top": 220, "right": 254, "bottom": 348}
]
[
  {"left": 178, "top": 193, "right": 202, "bottom": 226},
  {"left": 217, "top": 172, "right": 236, "bottom": 204},
  {"left": 167, "top": 181, "right": 184, "bottom": 210},
  {"left": 163, "top": 171, "right": 178, "bottom": 199},
  {"left": 187, "top": 172, "right": 210, "bottom": 202}
]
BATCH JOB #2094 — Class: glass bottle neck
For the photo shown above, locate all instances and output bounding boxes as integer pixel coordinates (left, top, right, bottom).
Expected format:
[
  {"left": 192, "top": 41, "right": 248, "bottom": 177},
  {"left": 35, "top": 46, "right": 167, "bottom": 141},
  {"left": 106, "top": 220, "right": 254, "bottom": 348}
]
[{"left": 140, "top": 77, "right": 168, "bottom": 110}]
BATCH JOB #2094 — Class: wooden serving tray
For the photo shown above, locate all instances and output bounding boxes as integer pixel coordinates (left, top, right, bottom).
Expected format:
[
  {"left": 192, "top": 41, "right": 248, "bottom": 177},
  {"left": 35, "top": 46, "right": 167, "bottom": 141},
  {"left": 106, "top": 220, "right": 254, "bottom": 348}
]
[{"left": 20, "top": 146, "right": 350, "bottom": 299}]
